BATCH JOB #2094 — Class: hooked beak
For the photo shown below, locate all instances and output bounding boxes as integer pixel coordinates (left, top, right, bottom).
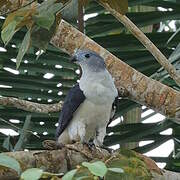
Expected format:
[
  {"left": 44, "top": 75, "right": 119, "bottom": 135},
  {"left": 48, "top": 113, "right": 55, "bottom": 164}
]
[{"left": 70, "top": 55, "right": 78, "bottom": 63}]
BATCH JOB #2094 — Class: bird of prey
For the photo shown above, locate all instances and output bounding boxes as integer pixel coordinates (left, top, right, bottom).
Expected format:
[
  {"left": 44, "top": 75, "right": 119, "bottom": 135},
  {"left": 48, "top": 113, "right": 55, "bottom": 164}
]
[{"left": 56, "top": 49, "right": 118, "bottom": 147}]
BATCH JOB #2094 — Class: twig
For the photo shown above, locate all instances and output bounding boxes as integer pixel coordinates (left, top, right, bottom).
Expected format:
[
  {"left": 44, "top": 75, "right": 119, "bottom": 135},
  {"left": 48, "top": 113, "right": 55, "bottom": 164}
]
[
  {"left": 78, "top": 0, "right": 84, "bottom": 33},
  {"left": 0, "top": 117, "right": 40, "bottom": 138},
  {"left": 0, "top": 97, "right": 63, "bottom": 113},
  {"left": 58, "top": 0, "right": 73, "bottom": 13},
  {"left": 98, "top": 1, "right": 180, "bottom": 86}
]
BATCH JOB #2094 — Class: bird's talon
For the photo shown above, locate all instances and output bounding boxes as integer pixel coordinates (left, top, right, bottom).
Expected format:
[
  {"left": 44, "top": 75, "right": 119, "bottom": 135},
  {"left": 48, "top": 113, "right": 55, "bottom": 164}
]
[{"left": 83, "top": 141, "right": 95, "bottom": 150}]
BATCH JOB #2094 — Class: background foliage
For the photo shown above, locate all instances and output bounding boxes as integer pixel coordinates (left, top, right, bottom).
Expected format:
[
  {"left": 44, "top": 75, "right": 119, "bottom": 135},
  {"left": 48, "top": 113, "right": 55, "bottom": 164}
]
[{"left": 0, "top": 0, "right": 179, "bottom": 172}]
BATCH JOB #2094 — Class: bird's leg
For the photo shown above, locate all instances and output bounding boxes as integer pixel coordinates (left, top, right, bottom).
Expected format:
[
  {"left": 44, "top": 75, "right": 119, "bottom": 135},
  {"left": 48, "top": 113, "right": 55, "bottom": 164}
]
[
  {"left": 42, "top": 140, "right": 64, "bottom": 150},
  {"left": 93, "top": 127, "right": 112, "bottom": 153},
  {"left": 82, "top": 139, "right": 95, "bottom": 150},
  {"left": 93, "top": 127, "right": 106, "bottom": 147}
]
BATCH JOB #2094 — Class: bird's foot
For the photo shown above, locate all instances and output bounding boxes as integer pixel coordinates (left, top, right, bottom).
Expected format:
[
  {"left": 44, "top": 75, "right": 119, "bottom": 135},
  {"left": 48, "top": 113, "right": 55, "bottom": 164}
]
[
  {"left": 83, "top": 141, "right": 96, "bottom": 151},
  {"left": 42, "top": 140, "right": 62, "bottom": 150}
]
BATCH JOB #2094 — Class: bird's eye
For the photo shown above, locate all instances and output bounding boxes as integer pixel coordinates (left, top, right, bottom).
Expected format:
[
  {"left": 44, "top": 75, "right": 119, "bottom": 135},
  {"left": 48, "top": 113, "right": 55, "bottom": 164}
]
[{"left": 85, "top": 54, "right": 90, "bottom": 58}]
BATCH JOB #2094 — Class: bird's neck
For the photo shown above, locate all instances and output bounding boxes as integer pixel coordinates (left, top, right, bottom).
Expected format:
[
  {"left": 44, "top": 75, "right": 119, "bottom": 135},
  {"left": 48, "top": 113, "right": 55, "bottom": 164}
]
[{"left": 80, "top": 68, "right": 106, "bottom": 81}]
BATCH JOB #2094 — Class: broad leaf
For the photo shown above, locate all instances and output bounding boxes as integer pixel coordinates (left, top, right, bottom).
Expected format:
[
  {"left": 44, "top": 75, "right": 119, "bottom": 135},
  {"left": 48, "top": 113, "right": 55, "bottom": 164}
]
[
  {"left": 2, "top": 136, "right": 13, "bottom": 151},
  {"left": 21, "top": 168, "right": 43, "bottom": 180},
  {"left": 37, "top": 0, "right": 57, "bottom": 12},
  {"left": 48, "top": 2, "right": 64, "bottom": 14},
  {"left": 14, "top": 115, "right": 31, "bottom": 151},
  {"left": 0, "top": 154, "right": 21, "bottom": 175},
  {"left": 1, "top": 20, "right": 17, "bottom": 45},
  {"left": 62, "top": 169, "right": 77, "bottom": 180},
  {"left": 108, "top": 167, "right": 124, "bottom": 173},
  {"left": 16, "top": 28, "right": 31, "bottom": 69},
  {"left": 82, "top": 161, "right": 107, "bottom": 178},
  {"left": 31, "top": 21, "right": 56, "bottom": 51},
  {"left": 33, "top": 12, "right": 55, "bottom": 30}
]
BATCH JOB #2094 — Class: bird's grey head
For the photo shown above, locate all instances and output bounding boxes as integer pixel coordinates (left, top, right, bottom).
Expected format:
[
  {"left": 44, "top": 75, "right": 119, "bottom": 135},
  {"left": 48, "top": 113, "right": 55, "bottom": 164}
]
[{"left": 70, "top": 49, "right": 106, "bottom": 72}]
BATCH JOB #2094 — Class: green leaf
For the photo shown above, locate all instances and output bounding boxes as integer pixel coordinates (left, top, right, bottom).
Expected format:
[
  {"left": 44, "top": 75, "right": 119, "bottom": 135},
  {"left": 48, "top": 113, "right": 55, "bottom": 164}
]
[
  {"left": 2, "top": 135, "right": 13, "bottom": 151},
  {"left": 82, "top": 161, "right": 108, "bottom": 178},
  {"left": 16, "top": 29, "right": 31, "bottom": 69},
  {"left": 14, "top": 115, "right": 31, "bottom": 151},
  {"left": 48, "top": 2, "right": 64, "bottom": 14},
  {"left": 21, "top": 168, "right": 43, "bottom": 180},
  {"left": 174, "top": 162, "right": 180, "bottom": 167},
  {"left": 62, "top": 169, "right": 77, "bottom": 180},
  {"left": 167, "top": 27, "right": 180, "bottom": 44},
  {"left": 1, "top": 20, "right": 17, "bottom": 45},
  {"left": 75, "top": 176, "right": 91, "bottom": 180},
  {"left": 37, "top": 0, "right": 57, "bottom": 12},
  {"left": 108, "top": 167, "right": 124, "bottom": 173},
  {"left": 33, "top": 12, "right": 55, "bottom": 30},
  {"left": 0, "top": 154, "right": 21, "bottom": 175}
]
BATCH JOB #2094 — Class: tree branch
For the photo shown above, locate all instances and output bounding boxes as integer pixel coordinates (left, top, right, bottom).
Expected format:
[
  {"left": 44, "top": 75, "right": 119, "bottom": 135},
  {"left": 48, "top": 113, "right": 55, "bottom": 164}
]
[
  {"left": 0, "top": 97, "right": 63, "bottom": 113},
  {"left": 78, "top": 0, "right": 84, "bottom": 33},
  {"left": 50, "top": 20, "right": 180, "bottom": 122},
  {"left": 98, "top": 1, "right": 180, "bottom": 87},
  {"left": 0, "top": 143, "right": 179, "bottom": 180}
]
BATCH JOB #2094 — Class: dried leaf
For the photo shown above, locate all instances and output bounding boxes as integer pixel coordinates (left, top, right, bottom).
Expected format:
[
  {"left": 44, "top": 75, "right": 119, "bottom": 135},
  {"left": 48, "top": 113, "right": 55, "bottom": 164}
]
[
  {"left": 81, "top": 0, "right": 89, "bottom": 6},
  {"left": 2, "top": 7, "right": 36, "bottom": 30},
  {"left": 1, "top": 20, "right": 17, "bottom": 45},
  {"left": 0, "top": 0, "right": 17, "bottom": 15}
]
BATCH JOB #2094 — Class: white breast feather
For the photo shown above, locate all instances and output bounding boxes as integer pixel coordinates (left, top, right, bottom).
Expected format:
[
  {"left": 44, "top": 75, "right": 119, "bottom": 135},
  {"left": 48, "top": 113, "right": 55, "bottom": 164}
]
[
  {"left": 79, "top": 69, "right": 118, "bottom": 104},
  {"left": 67, "top": 69, "right": 118, "bottom": 145}
]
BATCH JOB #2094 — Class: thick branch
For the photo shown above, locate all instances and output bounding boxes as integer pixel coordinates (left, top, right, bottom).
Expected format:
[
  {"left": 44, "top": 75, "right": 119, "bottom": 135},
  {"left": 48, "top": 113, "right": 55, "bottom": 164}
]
[
  {"left": 99, "top": 1, "right": 180, "bottom": 86},
  {"left": 0, "top": 143, "right": 179, "bottom": 180},
  {"left": 0, "top": 97, "right": 63, "bottom": 113},
  {"left": 51, "top": 20, "right": 180, "bottom": 122}
]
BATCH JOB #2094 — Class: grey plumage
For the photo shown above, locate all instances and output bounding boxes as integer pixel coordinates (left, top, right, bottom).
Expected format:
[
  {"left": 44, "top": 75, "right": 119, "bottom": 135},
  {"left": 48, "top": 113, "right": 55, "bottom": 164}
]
[{"left": 56, "top": 49, "right": 118, "bottom": 146}]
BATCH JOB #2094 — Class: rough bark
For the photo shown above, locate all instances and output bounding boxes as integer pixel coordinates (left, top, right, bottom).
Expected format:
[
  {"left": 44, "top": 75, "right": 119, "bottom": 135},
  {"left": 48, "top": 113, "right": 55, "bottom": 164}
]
[
  {"left": 121, "top": 5, "right": 154, "bottom": 150},
  {"left": 98, "top": 1, "right": 180, "bottom": 86},
  {"left": 0, "top": 97, "right": 63, "bottom": 113},
  {"left": 0, "top": 143, "right": 179, "bottom": 180},
  {"left": 50, "top": 20, "right": 180, "bottom": 122}
]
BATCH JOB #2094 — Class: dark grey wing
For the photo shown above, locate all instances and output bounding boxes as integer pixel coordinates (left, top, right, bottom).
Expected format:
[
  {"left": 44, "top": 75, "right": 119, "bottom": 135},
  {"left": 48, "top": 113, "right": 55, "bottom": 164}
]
[
  {"left": 107, "top": 96, "right": 118, "bottom": 126},
  {"left": 55, "top": 83, "right": 85, "bottom": 139}
]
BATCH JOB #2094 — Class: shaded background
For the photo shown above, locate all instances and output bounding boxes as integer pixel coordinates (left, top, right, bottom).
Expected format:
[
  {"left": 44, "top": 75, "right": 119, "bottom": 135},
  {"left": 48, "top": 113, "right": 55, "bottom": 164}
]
[{"left": 0, "top": 0, "right": 180, "bottom": 172}]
